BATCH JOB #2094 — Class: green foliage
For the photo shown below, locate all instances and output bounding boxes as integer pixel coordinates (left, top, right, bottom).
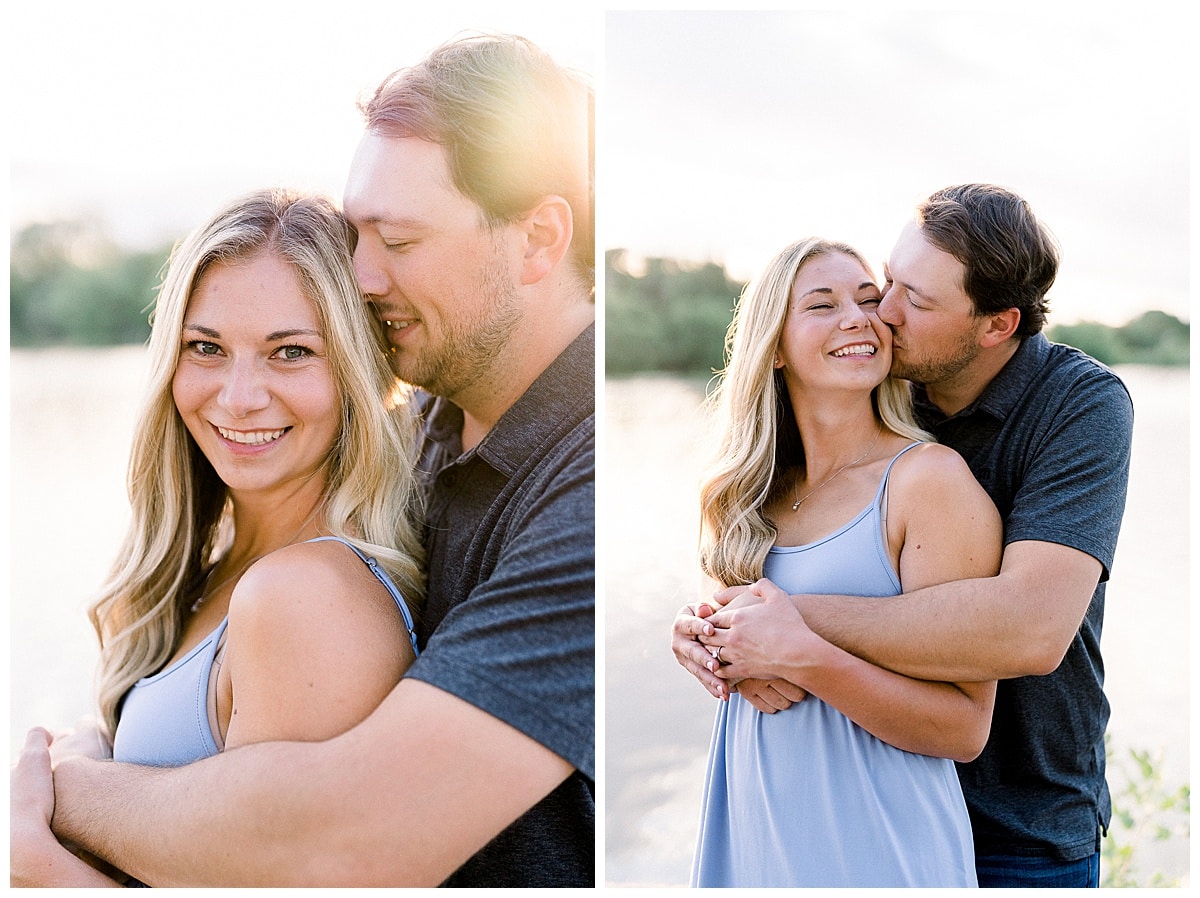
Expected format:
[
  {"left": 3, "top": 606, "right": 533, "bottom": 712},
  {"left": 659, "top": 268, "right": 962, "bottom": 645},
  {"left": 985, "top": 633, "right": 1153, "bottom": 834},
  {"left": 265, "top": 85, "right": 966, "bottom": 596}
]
[
  {"left": 10, "top": 219, "right": 171, "bottom": 347},
  {"left": 604, "top": 249, "right": 1188, "bottom": 375},
  {"left": 12, "top": 229, "right": 1192, "bottom": 367},
  {"left": 1102, "top": 737, "right": 1190, "bottom": 888},
  {"left": 1048, "top": 310, "right": 1189, "bottom": 367},
  {"left": 605, "top": 249, "right": 744, "bottom": 376}
]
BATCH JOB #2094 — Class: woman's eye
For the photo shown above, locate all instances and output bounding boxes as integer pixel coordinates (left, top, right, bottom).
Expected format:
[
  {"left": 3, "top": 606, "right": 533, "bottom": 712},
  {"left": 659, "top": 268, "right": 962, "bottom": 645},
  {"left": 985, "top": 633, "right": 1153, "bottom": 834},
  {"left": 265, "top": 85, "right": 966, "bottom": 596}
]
[
  {"left": 859, "top": 297, "right": 882, "bottom": 307},
  {"left": 277, "top": 345, "right": 310, "bottom": 361},
  {"left": 189, "top": 340, "right": 220, "bottom": 356}
]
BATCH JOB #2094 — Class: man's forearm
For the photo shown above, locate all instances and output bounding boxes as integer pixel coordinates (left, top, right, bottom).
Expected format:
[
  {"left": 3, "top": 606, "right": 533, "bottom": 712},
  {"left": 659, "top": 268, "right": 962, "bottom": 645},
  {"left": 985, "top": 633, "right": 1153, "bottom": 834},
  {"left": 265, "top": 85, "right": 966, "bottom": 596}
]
[
  {"left": 796, "top": 575, "right": 1035, "bottom": 682},
  {"left": 51, "top": 679, "right": 572, "bottom": 887},
  {"left": 52, "top": 743, "right": 349, "bottom": 887},
  {"left": 798, "top": 542, "right": 1103, "bottom": 682}
]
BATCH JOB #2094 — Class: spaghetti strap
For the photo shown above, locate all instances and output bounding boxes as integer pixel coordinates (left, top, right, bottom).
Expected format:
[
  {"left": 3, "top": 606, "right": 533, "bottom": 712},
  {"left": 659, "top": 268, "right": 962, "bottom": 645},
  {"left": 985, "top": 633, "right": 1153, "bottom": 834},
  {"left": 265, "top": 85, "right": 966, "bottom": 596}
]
[
  {"left": 873, "top": 441, "right": 924, "bottom": 504},
  {"left": 305, "top": 536, "right": 420, "bottom": 656}
]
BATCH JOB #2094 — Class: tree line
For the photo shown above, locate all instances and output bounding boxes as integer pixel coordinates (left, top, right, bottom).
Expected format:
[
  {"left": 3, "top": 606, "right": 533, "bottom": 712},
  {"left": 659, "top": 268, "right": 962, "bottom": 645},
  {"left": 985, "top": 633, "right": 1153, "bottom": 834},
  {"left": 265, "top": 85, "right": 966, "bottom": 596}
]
[
  {"left": 605, "top": 249, "right": 1189, "bottom": 376},
  {"left": 10, "top": 219, "right": 169, "bottom": 346},
  {"left": 8, "top": 222, "right": 1191, "bottom": 370}
]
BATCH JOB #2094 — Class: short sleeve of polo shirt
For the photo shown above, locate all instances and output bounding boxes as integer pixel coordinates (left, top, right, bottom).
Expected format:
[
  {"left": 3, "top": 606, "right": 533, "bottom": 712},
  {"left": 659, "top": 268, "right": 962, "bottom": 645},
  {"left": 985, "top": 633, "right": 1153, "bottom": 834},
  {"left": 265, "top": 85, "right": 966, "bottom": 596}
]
[
  {"left": 406, "top": 427, "right": 595, "bottom": 780},
  {"left": 1001, "top": 364, "right": 1133, "bottom": 580}
]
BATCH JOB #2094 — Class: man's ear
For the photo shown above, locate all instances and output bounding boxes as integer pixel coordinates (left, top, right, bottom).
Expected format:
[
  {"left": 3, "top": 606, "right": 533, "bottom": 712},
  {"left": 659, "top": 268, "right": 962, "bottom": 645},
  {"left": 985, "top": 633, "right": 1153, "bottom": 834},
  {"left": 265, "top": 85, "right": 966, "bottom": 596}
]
[
  {"left": 517, "top": 196, "right": 573, "bottom": 286},
  {"left": 980, "top": 307, "right": 1021, "bottom": 347}
]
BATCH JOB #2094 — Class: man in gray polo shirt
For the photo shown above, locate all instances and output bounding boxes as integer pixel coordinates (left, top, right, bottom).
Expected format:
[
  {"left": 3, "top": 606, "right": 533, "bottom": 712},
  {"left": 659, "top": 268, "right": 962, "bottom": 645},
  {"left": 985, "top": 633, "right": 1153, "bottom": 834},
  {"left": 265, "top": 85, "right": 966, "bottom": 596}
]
[{"left": 675, "top": 183, "right": 1133, "bottom": 887}]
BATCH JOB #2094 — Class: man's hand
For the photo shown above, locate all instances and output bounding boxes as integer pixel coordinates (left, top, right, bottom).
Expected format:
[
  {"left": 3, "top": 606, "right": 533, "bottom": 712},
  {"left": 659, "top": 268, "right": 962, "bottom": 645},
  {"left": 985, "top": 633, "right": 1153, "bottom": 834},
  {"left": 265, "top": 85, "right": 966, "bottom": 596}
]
[
  {"left": 673, "top": 583, "right": 808, "bottom": 710},
  {"left": 709, "top": 583, "right": 759, "bottom": 610},
  {"left": 12, "top": 727, "right": 56, "bottom": 838},
  {"left": 671, "top": 584, "right": 768, "bottom": 699},
  {"left": 700, "top": 578, "right": 823, "bottom": 683},
  {"left": 11, "top": 728, "right": 73, "bottom": 886},
  {"left": 12, "top": 728, "right": 126, "bottom": 887}
]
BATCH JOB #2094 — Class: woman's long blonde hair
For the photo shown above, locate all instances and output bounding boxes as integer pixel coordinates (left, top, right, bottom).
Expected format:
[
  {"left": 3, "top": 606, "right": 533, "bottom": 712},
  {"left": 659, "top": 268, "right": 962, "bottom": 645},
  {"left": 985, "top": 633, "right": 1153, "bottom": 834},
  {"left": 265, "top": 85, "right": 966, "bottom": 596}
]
[
  {"left": 698, "top": 237, "right": 931, "bottom": 588},
  {"left": 88, "top": 189, "right": 426, "bottom": 737}
]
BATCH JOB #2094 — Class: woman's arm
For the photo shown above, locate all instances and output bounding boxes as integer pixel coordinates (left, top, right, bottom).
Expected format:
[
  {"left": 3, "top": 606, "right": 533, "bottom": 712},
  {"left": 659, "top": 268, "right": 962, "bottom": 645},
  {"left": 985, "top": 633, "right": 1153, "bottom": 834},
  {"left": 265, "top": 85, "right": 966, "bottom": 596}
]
[
  {"left": 705, "top": 444, "right": 1003, "bottom": 761},
  {"left": 220, "top": 539, "right": 416, "bottom": 748}
]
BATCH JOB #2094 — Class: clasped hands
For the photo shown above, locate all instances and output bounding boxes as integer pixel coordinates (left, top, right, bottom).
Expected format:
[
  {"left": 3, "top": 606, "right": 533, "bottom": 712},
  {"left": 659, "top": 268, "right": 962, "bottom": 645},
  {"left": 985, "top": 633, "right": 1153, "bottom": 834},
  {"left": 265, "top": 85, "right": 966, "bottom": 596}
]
[
  {"left": 10, "top": 720, "right": 115, "bottom": 886},
  {"left": 671, "top": 577, "right": 816, "bottom": 714}
]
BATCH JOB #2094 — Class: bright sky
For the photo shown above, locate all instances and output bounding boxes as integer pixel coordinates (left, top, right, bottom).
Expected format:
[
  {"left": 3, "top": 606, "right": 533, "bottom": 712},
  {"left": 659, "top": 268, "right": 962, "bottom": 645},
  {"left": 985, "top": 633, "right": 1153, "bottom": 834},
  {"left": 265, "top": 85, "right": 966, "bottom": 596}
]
[
  {"left": 7, "top": 7, "right": 1192, "bottom": 328},
  {"left": 9, "top": 3, "right": 597, "bottom": 250},
  {"left": 604, "top": 10, "right": 1192, "bottom": 327}
]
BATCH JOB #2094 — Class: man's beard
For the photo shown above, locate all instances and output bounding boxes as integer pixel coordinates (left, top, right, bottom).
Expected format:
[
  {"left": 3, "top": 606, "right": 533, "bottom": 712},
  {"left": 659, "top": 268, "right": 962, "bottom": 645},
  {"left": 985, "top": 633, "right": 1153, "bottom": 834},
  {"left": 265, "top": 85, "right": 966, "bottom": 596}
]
[
  {"left": 890, "top": 327, "right": 980, "bottom": 387},
  {"left": 392, "top": 248, "right": 523, "bottom": 401}
]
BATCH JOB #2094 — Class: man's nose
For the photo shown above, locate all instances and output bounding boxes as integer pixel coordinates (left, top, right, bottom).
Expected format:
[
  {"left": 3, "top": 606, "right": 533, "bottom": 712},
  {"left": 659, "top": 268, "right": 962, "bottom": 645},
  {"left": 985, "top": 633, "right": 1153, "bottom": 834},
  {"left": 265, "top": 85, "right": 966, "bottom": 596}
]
[
  {"left": 353, "top": 244, "right": 387, "bottom": 298},
  {"left": 878, "top": 287, "right": 902, "bottom": 327}
]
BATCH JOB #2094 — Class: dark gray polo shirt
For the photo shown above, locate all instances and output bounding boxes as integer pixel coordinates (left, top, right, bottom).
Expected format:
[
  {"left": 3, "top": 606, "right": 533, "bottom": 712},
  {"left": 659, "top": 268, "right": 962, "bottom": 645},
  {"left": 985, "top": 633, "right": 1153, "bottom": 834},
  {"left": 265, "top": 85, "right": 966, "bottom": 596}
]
[
  {"left": 406, "top": 324, "right": 595, "bottom": 887},
  {"left": 914, "top": 332, "right": 1134, "bottom": 861}
]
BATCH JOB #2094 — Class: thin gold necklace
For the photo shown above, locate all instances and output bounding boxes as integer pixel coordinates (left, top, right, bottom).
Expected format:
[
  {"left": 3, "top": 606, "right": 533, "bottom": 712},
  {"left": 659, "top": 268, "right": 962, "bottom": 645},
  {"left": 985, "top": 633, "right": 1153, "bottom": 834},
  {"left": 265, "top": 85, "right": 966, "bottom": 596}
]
[
  {"left": 191, "top": 555, "right": 259, "bottom": 613},
  {"left": 791, "top": 422, "right": 883, "bottom": 512}
]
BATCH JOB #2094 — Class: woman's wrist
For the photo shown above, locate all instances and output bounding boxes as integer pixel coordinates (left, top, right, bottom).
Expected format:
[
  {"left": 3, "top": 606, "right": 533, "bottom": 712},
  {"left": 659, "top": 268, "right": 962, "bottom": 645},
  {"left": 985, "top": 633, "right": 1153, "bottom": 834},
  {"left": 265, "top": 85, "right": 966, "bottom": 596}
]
[{"left": 10, "top": 817, "right": 71, "bottom": 886}]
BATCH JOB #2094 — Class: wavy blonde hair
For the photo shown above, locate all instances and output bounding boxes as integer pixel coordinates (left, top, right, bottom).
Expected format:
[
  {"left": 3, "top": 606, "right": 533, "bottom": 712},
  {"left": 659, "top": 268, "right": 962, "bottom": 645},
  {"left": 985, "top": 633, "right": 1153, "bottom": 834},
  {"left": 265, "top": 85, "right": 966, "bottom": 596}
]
[
  {"left": 88, "top": 189, "right": 426, "bottom": 737},
  {"left": 699, "top": 237, "right": 932, "bottom": 588}
]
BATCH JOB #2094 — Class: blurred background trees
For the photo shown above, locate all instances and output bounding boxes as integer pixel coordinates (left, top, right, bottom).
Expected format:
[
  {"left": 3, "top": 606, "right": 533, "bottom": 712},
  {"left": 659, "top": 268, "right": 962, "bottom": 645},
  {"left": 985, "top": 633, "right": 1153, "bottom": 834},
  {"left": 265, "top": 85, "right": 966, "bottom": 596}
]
[
  {"left": 10, "top": 219, "right": 170, "bottom": 347},
  {"left": 8, "top": 223, "right": 1191, "bottom": 367},
  {"left": 604, "top": 249, "right": 1189, "bottom": 377}
]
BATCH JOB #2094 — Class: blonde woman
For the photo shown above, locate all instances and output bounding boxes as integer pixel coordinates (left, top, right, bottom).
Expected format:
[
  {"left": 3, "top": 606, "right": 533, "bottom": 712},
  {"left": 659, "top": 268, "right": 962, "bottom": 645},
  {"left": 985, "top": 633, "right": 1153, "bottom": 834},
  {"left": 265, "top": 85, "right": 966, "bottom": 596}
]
[
  {"left": 11, "top": 189, "right": 425, "bottom": 886},
  {"left": 686, "top": 238, "right": 1001, "bottom": 887}
]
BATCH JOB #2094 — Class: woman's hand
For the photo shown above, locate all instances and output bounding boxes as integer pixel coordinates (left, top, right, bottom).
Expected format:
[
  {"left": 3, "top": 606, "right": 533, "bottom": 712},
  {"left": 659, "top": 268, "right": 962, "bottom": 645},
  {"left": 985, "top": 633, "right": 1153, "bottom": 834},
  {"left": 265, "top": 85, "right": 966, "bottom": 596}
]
[
  {"left": 671, "top": 603, "right": 730, "bottom": 700},
  {"left": 10, "top": 727, "right": 124, "bottom": 887},
  {"left": 49, "top": 718, "right": 113, "bottom": 767},
  {"left": 734, "top": 678, "right": 808, "bottom": 713},
  {"left": 11, "top": 727, "right": 61, "bottom": 885}
]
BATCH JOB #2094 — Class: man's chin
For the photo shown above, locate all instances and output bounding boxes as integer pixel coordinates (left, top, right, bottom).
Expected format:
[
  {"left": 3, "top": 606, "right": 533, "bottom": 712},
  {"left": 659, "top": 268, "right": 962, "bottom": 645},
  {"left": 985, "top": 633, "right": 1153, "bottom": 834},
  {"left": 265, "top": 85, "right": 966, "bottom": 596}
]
[{"left": 888, "top": 357, "right": 919, "bottom": 382}]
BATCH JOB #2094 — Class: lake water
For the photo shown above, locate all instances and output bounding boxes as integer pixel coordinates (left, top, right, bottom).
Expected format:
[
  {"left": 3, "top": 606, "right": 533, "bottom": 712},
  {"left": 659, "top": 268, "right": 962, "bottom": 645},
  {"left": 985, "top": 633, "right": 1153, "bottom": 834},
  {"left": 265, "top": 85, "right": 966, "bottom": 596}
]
[{"left": 8, "top": 349, "right": 1190, "bottom": 886}]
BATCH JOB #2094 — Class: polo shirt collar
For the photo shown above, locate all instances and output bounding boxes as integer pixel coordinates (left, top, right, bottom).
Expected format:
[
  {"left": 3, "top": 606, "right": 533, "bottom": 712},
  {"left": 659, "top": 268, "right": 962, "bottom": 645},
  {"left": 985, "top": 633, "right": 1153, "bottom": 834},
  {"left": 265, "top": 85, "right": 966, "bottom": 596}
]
[
  {"left": 920, "top": 332, "right": 1049, "bottom": 423},
  {"left": 425, "top": 323, "right": 595, "bottom": 477}
]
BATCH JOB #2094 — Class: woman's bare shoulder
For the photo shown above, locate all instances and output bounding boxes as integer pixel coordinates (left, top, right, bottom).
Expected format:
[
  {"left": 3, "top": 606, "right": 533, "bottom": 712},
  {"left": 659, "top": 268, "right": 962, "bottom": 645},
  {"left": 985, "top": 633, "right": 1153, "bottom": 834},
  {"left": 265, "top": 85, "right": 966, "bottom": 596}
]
[
  {"left": 891, "top": 441, "right": 979, "bottom": 490},
  {"left": 230, "top": 539, "right": 390, "bottom": 623},
  {"left": 888, "top": 441, "right": 998, "bottom": 521},
  {"left": 890, "top": 442, "right": 1002, "bottom": 584}
]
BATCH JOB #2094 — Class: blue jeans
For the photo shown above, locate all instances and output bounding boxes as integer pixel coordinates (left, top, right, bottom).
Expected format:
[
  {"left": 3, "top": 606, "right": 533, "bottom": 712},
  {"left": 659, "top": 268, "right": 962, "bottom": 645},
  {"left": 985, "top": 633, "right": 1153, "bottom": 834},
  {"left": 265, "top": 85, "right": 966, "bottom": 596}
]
[{"left": 976, "top": 851, "right": 1100, "bottom": 888}]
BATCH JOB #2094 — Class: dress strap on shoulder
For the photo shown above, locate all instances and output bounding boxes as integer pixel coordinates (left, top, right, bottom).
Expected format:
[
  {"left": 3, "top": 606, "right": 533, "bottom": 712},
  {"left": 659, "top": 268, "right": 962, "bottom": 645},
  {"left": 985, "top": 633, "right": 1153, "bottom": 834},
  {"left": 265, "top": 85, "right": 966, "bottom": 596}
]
[
  {"left": 874, "top": 441, "right": 925, "bottom": 502},
  {"left": 303, "top": 536, "right": 420, "bottom": 656}
]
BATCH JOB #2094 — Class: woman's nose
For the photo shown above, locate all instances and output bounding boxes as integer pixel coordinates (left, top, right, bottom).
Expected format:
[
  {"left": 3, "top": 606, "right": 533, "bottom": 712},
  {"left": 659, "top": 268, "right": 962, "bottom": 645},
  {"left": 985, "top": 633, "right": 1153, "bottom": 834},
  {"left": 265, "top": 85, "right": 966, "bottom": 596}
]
[
  {"left": 840, "top": 301, "right": 870, "bottom": 329},
  {"left": 218, "top": 359, "right": 270, "bottom": 418}
]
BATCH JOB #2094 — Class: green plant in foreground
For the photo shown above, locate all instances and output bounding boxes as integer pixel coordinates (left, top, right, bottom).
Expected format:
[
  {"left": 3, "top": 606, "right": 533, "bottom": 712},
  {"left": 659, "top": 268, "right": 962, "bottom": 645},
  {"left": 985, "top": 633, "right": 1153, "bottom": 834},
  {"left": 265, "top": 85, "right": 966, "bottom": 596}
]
[{"left": 1101, "top": 738, "right": 1190, "bottom": 887}]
